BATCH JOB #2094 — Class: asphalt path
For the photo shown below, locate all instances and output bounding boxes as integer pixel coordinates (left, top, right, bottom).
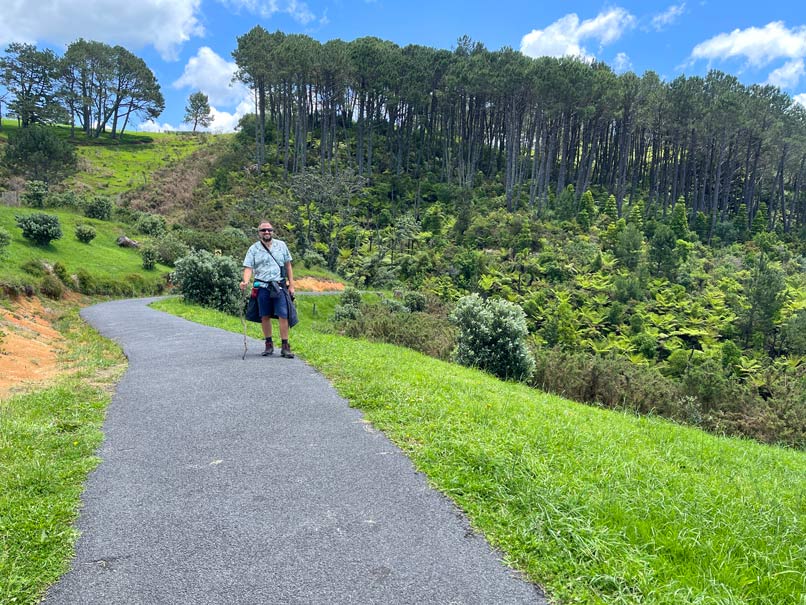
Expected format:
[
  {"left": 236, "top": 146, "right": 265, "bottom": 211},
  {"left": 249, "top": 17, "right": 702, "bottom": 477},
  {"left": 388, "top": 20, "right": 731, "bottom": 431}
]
[{"left": 44, "top": 298, "right": 546, "bottom": 605}]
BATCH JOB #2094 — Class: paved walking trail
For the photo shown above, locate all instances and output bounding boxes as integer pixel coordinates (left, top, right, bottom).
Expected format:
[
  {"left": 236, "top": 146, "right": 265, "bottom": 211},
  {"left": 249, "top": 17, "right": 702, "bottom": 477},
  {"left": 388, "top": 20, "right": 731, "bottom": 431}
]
[{"left": 44, "top": 298, "right": 545, "bottom": 605}]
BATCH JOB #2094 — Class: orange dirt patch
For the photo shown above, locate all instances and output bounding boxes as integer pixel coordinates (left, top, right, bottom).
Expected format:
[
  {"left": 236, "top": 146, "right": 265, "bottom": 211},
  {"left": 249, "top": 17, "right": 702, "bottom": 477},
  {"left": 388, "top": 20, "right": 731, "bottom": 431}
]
[
  {"left": 295, "top": 277, "right": 345, "bottom": 292},
  {"left": 0, "top": 296, "right": 66, "bottom": 399}
]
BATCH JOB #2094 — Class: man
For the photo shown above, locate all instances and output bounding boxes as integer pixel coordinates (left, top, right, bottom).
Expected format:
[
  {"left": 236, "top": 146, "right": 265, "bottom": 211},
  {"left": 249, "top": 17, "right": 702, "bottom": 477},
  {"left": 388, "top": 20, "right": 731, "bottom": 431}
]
[{"left": 240, "top": 221, "right": 296, "bottom": 358}]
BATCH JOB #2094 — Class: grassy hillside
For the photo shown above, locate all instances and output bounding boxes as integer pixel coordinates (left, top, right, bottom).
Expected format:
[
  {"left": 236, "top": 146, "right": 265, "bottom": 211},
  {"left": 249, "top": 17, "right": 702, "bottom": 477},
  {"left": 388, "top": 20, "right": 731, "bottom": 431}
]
[
  {"left": 0, "top": 206, "right": 170, "bottom": 285},
  {"left": 154, "top": 295, "right": 806, "bottom": 605},
  {"left": 0, "top": 119, "right": 207, "bottom": 196}
]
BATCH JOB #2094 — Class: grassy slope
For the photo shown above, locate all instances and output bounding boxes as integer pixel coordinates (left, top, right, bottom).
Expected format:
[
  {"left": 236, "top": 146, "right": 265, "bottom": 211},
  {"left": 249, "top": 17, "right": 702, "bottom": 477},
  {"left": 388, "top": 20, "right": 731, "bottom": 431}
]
[
  {"left": 153, "top": 295, "right": 806, "bottom": 605},
  {"left": 0, "top": 119, "right": 205, "bottom": 196},
  {"left": 0, "top": 305, "right": 126, "bottom": 604},
  {"left": 0, "top": 206, "right": 170, "bottom": 282}
]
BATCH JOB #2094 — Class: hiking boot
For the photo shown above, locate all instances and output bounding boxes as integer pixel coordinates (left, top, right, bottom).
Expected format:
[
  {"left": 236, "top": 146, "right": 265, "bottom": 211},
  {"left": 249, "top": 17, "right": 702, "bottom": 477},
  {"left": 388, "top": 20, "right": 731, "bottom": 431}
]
[
  {"left": 281, "top": 342, "right": 294, "bottom": 358},
  {"left": 262, "top": 340, "right": 274, "bottom": 356}
]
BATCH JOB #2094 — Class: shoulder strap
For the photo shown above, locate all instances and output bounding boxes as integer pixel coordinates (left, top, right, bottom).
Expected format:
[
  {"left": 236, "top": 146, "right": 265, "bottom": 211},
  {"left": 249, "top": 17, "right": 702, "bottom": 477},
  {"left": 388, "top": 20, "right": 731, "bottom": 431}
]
[{"left": 260, "top": 241, "right": 285, "bottom": 278}]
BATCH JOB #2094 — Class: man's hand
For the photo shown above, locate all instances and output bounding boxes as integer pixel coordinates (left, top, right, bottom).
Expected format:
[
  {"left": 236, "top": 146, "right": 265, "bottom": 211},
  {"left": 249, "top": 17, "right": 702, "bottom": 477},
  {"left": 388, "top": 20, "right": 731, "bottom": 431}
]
[
  {"left": 239, "top": 281, "right": 248, "bottom": 292},
  {"left": 288, "top": 285, "right": 295, "bottom": 299}
]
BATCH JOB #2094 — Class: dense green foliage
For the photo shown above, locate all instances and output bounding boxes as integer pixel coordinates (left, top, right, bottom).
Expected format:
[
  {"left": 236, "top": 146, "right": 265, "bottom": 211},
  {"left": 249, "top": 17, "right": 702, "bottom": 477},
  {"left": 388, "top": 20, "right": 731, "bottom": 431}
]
[
  {"left": 15, "top": 213, "right": 62, "bottom": 246},
  {"left": 73, "top": 224, "right": 96, "bottom": 244},
  {"left": 4, "top": 126, "right": 76, "bottom": 182},
  {"left": 230, "top": 29, "right": 806, "bottom": 235},
  {"left": 154, "top": 296, "right": 806, "bottom": 605},
  {"left": 172, "top": 249, "right": 241, "bottom": 314},
  {"left": 451, "top": 293, "right": 535, "bottom": 381}
]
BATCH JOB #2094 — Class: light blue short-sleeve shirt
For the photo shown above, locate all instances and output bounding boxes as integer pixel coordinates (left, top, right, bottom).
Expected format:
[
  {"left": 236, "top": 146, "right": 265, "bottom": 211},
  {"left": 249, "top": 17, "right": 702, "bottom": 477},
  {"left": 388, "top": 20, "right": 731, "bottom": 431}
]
[{"left": 243, "top": 239, "right": 292, "bottom": 284}]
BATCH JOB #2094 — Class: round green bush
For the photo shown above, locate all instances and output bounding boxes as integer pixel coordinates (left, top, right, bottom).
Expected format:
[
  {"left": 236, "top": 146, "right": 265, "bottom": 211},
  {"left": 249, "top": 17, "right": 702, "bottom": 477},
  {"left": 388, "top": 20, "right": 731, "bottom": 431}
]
[
  {"left": 153, "top": 234, "right": 190, "bottom": 267},
  {"left": 40, "top": 273, "right": 64, "bottom": 299},
  {"left": 403, "top": 291, "right": 427, "bottom": 312},
  {"left": 22, "top": 181, "right": 48, "bottom": 208},
  {"left": 451, "top": 293, "right": 535, "bottom": 381},
  {"left": 15, "top": 213, "right": 63, "bottom": 246},
  {"left": 339, "top": 288, "right": 362, "bottom": 307},
  {"left": 84, "top": 196, "right": 113, "bottom": 220},
  {"left": 173, "top": 250, "right": 241, "bottom": 314},
  {"left": 135, "top": 213, "right": 167, "bottom": 237},
  {"left": 141, "top": 245, "right": 158, "bottom": 270},
  {"left": 53, "top": 262, "right": 70, "bottom": 284},
  {"left": 75, "top": 224, "right": 97, "bottom": 244}
]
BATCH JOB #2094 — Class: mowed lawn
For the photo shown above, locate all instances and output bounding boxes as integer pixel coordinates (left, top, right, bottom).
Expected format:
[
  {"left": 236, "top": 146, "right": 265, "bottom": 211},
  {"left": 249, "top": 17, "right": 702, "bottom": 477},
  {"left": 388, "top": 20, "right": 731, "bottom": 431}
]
[{"left": 154, "top": 295, "right": 806, "bottom": 605}]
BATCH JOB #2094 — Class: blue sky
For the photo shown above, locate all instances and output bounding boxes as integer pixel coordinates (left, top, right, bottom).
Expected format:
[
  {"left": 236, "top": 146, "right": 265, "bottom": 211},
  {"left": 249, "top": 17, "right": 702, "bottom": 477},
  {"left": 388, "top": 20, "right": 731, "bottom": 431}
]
[{"left": 3, "top": 1, "right": 806, "bottom": 132}]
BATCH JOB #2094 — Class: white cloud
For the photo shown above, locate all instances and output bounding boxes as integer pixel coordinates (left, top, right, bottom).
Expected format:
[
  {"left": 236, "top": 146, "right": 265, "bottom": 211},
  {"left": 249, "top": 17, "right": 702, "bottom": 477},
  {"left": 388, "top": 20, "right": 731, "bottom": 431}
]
[
  {"left": 690, "top": 21, "right": 806, "bottom": 67},
  {"left": 520, "top": 8, "right": 636, "bottom": 61},
  {"left": 766, "top": 59, "right": 805, "bottom": 89},
  {"left": 139, "top": 97, "right": 252, "bottom": 134},
  {"left": 217, "top": 0, "right": 316, "bottom": 24},
  {"left": 652, "top": 3, "right": 686, "bottom": 31},
  {"left": 138, "top": 120, "right": 187, "bottom": 133},
  {"left": 0, "top": 0, "right": 203, "bottom": 61},
  {"left": 207, "top": 97, "right": 254, "bottom": 133},
  {"left": 173, "top": 47, "right": 251, "bottom": 107},
  {"left": 794, "top": 93, "right": 806, "bottom": 108},
  {"left": 614, "top": 52, "right": 632, "bottom": 73}
]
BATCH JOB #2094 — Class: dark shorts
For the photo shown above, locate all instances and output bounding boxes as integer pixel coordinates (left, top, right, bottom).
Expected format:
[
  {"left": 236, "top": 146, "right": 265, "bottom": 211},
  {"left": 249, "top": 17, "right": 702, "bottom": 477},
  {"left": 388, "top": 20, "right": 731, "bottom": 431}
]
[{"left": 256, "top": 285, "right": 289, "bottom": 319}]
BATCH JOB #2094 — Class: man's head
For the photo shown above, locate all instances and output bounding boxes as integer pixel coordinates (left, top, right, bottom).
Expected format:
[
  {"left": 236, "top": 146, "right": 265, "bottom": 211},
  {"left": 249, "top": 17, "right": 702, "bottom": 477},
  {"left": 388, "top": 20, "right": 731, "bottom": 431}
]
[{"left": 258, "top": 221, "right": 274, "bottom": 242}]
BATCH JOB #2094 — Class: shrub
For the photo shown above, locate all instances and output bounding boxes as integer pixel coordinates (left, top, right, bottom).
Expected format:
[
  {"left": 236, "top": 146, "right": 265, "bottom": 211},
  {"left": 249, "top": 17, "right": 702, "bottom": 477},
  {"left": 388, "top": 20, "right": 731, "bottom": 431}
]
[
  {"left": 340, "top": 305, "right": 456, "bottom": 360},
  {"left": 53, "top": 262, "right": 70, "bottom": 285},
  {"left": 173, "top": 250, "right": 241, "bottom": 314},
  {"left": 75, "top": 224, "right": 97, "bottom": 244},
  {"left": 141, "top": 245, "right": 158, "bottom": 270},
  {"left": 40, "top": 274, "right": 64, "bottom": 299},
  {"left": 153, "top": 234, "right": 190, "bottom": 267},
  {"left": 84, "top": 196, "right": 113, "bottom": 220},
  {"left": 340, "top": 288, "right": 362, "bottom": 307},
  {"left": 48, "top": 190, "right": 82, "bottom": 209},
  {"left": 0, "top": 277, "right": 36, "bottom": 299},
  {"left": 333, "top": 303, "right": 362, "bottom": 322},
  {"left": 302, "top": 249, "right": 326, "bottom": 269},
  {"left": 22, "top": 180, "right": 48, "bottom": 208},
  {"left": 20, "top": 259, "right": 47, "bottom": 277},
  {"left": 381, "top": 297, "right": 409, "bottom": 313},
  {"left": 403, "top": 291, "right": 427, "bottom": 312},
  {"left": 0, "top": 227, "right": 11, "bottom": 255},
  {"left": 451, "top": 294, "right": 535, "bottom": 381},
  {"left": 15, "top": 213, "right": 62, "bottom": 246},
  {"left": 135, "top": 212, "right": 167, "bottom": 237}
]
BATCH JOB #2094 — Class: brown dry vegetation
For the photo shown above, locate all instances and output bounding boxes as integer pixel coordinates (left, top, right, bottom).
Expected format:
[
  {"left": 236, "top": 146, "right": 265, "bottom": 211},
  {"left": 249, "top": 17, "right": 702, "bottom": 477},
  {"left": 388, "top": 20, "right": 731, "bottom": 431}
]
[{"left": 120, "top": 141, "right": 224, "bottom": 222}]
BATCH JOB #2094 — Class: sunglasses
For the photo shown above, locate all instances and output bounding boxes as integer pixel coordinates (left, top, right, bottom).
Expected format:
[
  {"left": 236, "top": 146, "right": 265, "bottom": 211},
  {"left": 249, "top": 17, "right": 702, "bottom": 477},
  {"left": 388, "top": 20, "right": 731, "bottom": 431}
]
[{"left": 258, "top": 228, "right": 274, "bottom": 233}]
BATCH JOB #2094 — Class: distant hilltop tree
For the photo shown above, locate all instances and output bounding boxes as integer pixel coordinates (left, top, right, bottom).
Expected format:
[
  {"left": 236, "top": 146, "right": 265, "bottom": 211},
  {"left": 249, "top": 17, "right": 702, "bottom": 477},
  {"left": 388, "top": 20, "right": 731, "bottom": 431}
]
[{"left": 184, "top": 91, "right": 214, "bottom": 132}]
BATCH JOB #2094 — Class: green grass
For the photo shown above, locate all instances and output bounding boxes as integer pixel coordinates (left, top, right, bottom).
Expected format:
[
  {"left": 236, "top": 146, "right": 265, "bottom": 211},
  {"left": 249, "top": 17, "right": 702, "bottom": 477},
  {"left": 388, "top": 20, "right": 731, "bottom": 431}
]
[
  {"left": 0, "top": 206, "right": 170, "bottom": 284},
  {"left": 153, "top": 296, "right": 806, "bottom": 605},
  {"left": 0, "top": 305, "right": 126, "bottom": 605},
  {"left": 0, "top": 120, "right": 206, "bottom": 195}
]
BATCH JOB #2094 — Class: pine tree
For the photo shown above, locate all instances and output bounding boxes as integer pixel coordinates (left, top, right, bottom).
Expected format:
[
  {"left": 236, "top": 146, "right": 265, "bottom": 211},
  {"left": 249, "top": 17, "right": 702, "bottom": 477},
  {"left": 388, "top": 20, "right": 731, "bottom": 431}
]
[
  {"left": 183, "top": 91, "right": 213, "bottom": 132},
  {"left": 670, "top": 196, "right": 689, "bottom": 239},
  {"left": 751, "top": 202, "right": 768, "bottom": 235},
  {"left": 628, "top": 199, "right": 645, "bottom": 231},
  {"left": 603, "top": 194, "right": 618, "bottom": 222}
]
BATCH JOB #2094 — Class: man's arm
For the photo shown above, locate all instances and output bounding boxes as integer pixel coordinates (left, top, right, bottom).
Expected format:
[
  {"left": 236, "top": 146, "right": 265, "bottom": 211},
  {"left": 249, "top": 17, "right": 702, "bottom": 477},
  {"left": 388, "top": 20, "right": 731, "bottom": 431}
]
[{"left": 240, "top": 267, "right": 253, "bottom": 291}]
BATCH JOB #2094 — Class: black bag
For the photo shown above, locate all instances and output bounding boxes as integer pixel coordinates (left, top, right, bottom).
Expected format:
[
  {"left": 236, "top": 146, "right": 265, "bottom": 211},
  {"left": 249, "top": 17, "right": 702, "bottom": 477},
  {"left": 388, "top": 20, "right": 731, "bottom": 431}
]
[
  {"left": 268, "top": 281, "right": 283, "bottom": 299},
  {"left": 245, "top": 288, "right": 261, "bottom": 322}
]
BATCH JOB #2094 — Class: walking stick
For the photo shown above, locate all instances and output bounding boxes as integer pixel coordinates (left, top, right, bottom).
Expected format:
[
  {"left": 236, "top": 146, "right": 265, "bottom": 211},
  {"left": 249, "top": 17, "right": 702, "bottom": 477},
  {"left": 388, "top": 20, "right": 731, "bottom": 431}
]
[{"left": 239, "top": 288, "right": 249, "bottom": 360}]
